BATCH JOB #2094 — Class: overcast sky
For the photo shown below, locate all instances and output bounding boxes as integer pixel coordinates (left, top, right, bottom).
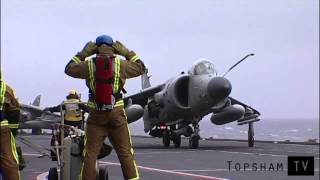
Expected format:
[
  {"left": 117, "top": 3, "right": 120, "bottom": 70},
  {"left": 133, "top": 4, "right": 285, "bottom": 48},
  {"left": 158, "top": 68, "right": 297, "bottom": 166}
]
[{"left": 1, "top": 0, "right": 319, "bottom": 121}]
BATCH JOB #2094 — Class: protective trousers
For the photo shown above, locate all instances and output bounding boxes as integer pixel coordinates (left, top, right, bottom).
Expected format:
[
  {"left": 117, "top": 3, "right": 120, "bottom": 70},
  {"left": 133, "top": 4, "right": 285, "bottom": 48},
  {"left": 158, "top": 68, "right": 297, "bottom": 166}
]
[
  {"left": 0, "top": 127, "right": 20, "bottom": 180},
  {"left": 80, "top": 107, "right": 139, "bottom": 180}
]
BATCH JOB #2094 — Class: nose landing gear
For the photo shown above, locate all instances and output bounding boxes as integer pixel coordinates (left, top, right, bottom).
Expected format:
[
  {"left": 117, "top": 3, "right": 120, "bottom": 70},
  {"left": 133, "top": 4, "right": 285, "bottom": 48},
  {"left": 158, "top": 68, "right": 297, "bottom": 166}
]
[
  {"left": 248, "top": 122, "right": 254, "bottom": 147},
  {"left": 188, "top": 117, "right": 201, "bottom": 149},
  {"left": 161, "top": 125, "right": 182, "bottom": 148}
]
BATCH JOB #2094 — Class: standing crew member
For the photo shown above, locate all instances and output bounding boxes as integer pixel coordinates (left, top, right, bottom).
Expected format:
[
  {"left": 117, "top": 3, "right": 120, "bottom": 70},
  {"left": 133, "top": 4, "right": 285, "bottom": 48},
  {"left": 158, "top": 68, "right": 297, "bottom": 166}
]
[
  {"left": 44, "top": 90, "right": 88, "bottom": 161},
  {"left": 44, "top": 89, "right": 87, "bottom": 129},
  {"left": 65, "top": 34, "right": 146, "bottom": 180},
  {"left": 0, "top": 73, "right": 21, "bottom": 180}
]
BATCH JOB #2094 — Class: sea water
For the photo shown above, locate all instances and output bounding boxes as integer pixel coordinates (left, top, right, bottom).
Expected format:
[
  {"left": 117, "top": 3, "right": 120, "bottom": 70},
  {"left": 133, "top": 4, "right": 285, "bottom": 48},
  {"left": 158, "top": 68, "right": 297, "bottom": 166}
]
[{"left": 128, "top": 118, "right": 319, "bottom": 143}]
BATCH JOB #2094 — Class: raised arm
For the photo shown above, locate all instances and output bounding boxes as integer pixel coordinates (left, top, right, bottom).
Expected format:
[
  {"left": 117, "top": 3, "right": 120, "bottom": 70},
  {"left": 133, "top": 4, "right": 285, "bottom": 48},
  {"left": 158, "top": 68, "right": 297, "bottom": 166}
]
[
  {"left": 112, "top": 41, "right": 146, "bottom": 78},
  {"left": 65, "top": 42, "right": 98, "bottom": 79}
]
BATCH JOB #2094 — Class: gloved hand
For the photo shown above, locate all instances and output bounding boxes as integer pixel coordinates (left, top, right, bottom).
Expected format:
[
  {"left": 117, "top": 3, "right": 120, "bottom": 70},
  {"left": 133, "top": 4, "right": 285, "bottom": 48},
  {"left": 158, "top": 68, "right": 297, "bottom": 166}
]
[
  {"left": 112, "top": 41, "right": 130, "bottom": 57},
  {"left": 77, "top": 41, "right": 98, "bottom": 60}
]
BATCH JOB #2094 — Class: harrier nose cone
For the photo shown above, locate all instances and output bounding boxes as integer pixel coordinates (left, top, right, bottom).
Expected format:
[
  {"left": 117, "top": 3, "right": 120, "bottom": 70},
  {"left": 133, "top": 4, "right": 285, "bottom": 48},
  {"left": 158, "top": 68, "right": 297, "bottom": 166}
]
[{"left": 207, "top": 77, "right": 232, "bottom": 100}]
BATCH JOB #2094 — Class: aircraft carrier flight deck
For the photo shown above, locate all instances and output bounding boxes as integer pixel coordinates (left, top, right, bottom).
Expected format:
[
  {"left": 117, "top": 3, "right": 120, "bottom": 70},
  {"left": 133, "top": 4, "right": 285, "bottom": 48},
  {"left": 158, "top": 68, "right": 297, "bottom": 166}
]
[{"left": 18, "top": 135, "right": 319, "bottom": 180}]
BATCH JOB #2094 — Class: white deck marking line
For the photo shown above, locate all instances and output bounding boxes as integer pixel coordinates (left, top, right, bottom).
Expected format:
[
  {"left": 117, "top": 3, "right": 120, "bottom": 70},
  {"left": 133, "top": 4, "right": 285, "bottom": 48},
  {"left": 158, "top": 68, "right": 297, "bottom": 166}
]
[
  {"left": 172, "top": 169, "right": 233, "bottom": 172},
  {"left": 24, "top": 151, "right": 320, "bottom": 160},
  {"left": 135, "top": 148, "right": 320, "bottom": 156},
  {"left": 99, "top": 161, "right": 230, "bottom": 180},
  {"left": 170, "top": 169, "right": 320, "bottom": 172},
  {"left": 204, "top": 150, "right": 320, "bottom": 160},
  {"left": 23, "top": 153, "right": 43, "bottom": 156},
  {"left": 134, "top": 149, "right": 320, "bottom": 157},
  {"left": 35, "top": 168, "right": 320, "bottom": 180},
  {"left": 25, "top": 151, "right": 319, "bottom": 159},
  {"left": 135, "top": 150, "right": 197, "bottom": 155},
  {"left": 275, "top": 143, "right": 320, "bottom": 147},
  {"left": 36, "top": 172, "right": 48, "bottom": 180},
  {"left": 247, "top": 148, "right": 320, "bottom": 154}
]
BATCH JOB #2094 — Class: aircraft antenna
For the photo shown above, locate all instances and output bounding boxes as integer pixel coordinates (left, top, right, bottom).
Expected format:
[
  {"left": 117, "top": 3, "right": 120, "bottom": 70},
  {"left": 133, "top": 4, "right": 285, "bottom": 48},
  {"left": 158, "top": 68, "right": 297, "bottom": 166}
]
[{"left": 222, "top": 53, "right": 255, "bottom": 77}]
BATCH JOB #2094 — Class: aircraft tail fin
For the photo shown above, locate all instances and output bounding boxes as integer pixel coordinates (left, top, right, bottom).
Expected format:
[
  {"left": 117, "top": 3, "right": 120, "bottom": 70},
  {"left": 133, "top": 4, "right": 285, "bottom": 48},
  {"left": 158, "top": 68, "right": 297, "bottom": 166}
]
[
  {"left": 141, "top": 69, "right": 151, "bottom": 90},
  {"left": 32, "top": 95, "right": 41, "bottom": 106}
]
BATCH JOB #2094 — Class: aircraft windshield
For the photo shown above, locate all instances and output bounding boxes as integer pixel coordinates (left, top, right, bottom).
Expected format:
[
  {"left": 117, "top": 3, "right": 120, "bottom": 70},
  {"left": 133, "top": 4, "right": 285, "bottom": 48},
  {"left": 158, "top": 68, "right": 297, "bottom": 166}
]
[{"left": 188, "top": 59, "right": 217, "bottom": 75}]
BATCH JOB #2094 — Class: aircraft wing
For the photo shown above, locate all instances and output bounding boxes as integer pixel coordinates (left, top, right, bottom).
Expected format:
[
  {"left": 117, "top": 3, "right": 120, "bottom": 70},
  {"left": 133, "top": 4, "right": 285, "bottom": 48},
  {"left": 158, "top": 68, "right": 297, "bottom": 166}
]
[
  {"left": 124, "top": 83, "right": 165, "bottom": 107},
  {"left": 37, "top": 112, "right": 61, "bottom": 122},
  {"left": 229, "top": 97, "right": 261, "bottom": 124},
  {"left": 19, "top": 100, "right": 62, "bottom": 129},
  {"left": 19, "top": 111, "right": 61, "bottom": 129},
  {"left": 18, "top": 95, "right": 63, "bottom": 130},
  {"left": 20, "top": 104, "right": 44, "bottom": 118}
]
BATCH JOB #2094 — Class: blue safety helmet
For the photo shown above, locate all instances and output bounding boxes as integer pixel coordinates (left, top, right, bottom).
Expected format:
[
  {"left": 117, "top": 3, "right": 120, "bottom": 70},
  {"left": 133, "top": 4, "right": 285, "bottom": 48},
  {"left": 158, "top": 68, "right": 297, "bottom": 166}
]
[{"left": 96, "top": 35, "right": 113, "bottom": 46}]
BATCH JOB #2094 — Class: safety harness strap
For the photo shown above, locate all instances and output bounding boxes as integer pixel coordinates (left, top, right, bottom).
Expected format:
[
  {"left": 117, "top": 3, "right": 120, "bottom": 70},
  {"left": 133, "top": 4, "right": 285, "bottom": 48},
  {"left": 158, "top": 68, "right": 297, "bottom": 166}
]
[
  {"left": 0, "top": 81, "right": 6, "bottom": 111},
  {"left": 113, "top": 57, "right": 121, "bottom": 93},
  {"left": 87, "top": 99, "right": 124, "bottom": 109},
  {"left": 95, "top": 78, "right": 113, "bottom": 84},
  {"left": 87, "top": 57, "right": 123, "bottom": 109}
]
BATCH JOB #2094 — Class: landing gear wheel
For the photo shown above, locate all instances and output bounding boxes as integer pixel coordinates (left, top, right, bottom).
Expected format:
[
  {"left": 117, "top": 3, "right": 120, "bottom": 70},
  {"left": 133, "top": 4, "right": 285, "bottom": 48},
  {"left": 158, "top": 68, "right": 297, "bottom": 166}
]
[
  {"left": 189, "top": 135, "right": 200, "bottom": 149},
  {"left": 162, "top": 130, "right": 170, "bottom": 148},
  {"left": 98, "top": 166, "right": 109, "bottom": 180},
  {"left": 48, "top": 167, "right": 58, "bottom": 180},
  {"left": 172, "top": 135, "right": 181, "bottom": 148},
  {"left": 248, "top": 122, "right": 254, "bottom": 147}
]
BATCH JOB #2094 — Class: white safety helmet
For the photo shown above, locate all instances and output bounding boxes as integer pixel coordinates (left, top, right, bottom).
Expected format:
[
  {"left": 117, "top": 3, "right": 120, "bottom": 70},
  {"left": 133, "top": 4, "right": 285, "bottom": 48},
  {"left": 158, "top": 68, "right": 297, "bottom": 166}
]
[
  {"left": 67, "top": 89, "right": 79, "bottom": 99},
  {"left": 68, "top": 90, "right": 78, "bottom": 96}
]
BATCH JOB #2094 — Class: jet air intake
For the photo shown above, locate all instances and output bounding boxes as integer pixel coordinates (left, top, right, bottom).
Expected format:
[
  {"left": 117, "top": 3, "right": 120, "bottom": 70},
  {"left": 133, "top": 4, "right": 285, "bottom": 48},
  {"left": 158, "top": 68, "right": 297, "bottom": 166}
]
[
  {"left": 207, "top": 77, "right": 232, "bottom": 102},
  {"left": 174, "top": 75, "right": 190, "bottom": 108},
  {"left": 152, "top": 75, "right": 191, "bottom": 122}
]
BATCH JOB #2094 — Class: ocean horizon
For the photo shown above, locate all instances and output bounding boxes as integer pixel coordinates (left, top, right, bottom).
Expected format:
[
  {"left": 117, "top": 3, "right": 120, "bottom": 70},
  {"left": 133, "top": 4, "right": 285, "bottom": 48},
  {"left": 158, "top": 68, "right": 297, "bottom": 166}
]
[{"left": 128, "top": 118, "right": 319, "bottom": 143}]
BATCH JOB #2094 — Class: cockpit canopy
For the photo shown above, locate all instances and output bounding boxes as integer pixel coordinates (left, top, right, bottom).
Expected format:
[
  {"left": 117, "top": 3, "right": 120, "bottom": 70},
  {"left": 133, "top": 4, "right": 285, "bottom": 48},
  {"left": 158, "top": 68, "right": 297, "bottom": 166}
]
[{"left": 188, "top": 59, "right": 217, "bottom": 75}]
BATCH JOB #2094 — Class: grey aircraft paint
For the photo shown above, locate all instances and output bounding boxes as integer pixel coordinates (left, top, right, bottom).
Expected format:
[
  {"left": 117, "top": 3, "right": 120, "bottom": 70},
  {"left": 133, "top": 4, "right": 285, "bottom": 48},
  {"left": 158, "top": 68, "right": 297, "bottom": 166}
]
[{"left": 122, "top": 57, "right": 261, "bottom": 149}]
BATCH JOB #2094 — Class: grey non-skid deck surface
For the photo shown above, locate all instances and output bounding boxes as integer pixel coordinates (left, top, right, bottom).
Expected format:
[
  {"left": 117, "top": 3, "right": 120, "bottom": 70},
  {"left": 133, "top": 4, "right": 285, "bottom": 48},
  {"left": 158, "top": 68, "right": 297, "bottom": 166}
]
[{"left": 18, "top": 135, "right": 319, "bottom": 180}]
